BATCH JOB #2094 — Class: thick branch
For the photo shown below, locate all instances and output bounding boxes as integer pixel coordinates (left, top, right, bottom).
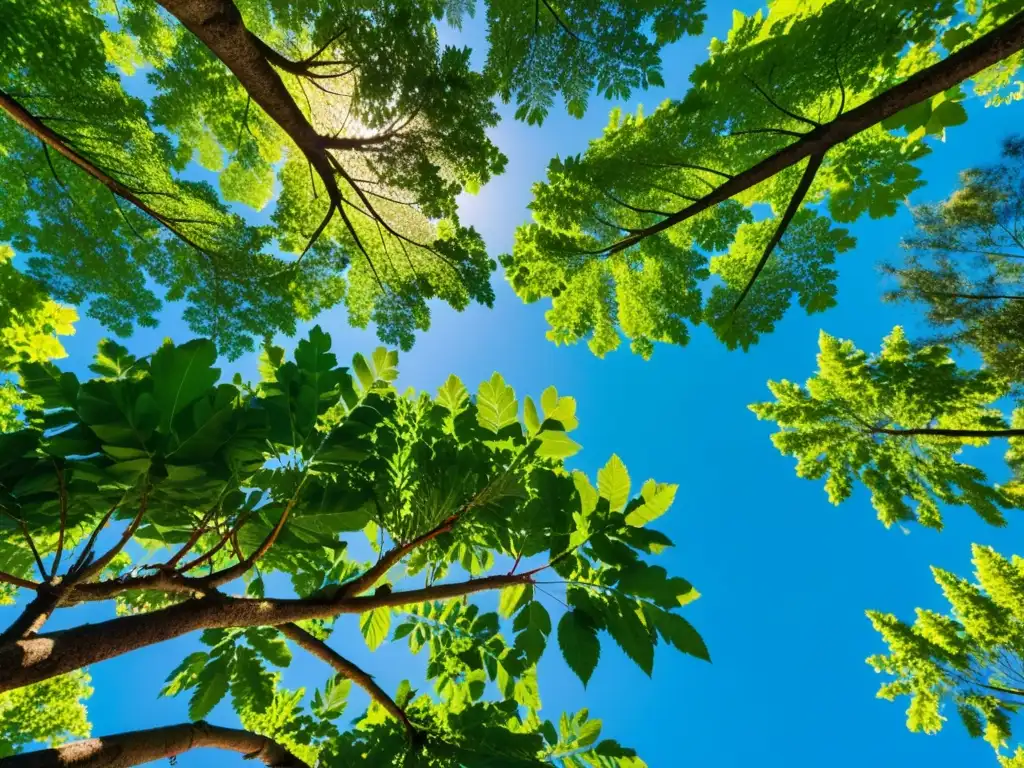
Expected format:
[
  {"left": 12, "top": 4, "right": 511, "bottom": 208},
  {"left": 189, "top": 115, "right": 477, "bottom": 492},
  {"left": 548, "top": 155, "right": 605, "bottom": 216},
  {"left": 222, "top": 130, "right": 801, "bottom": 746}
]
[
  {"left": 729, "top": 152, "right": 824, "bottom": 312},
  {"left": 0, "top": 573, "right": 533, "bottom": 693},
  {"left": 155, "top": 0, "right": 340, "bottom": 215},
  {"left": 595, "top": 12, "right": 1024, "bottom": 257},
  {"left": 0, "top": 587, "right": 63, "bottom": 643},
  {"left": 278, "top": 623, "right": 416, "bottom": 738},
  {"left": 872, "top": 427, "right": 1024, "bottom": 438},
  {"left": 0, "top": 572, "right": 37, "bottom": 591},
  {"left": 0, "top": 722, "right": 310, "bottom": 768}
]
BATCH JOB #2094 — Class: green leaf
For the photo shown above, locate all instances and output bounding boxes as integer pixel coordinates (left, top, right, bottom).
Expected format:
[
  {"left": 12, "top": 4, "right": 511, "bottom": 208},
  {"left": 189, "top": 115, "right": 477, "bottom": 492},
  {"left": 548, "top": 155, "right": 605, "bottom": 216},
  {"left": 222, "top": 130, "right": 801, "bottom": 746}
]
[
  {"left": 575, "top": 717, "right": 602, "bottom": 749},
  {"left": 150, "top": 339, "right": 220, "bottom": 434},
  {"left": 605, "top": 600, "right": 654, "bottom": 676},
  {"left": 625, "top": 480, "right": 678, "bottom": 527},
  {"left": 360, "top": 606, "right": 391, "bottom": 651},
  {"left": 617, "top": 562, "right": 694, "bottom": 607},
  {"left": 313, "top": 675, "right": 351, "bottom": 720},
  {"left": 597, "top": 455, "right": 630, "bottom": 512},
  {"left": 370, "top": 348, "right": 399, "bottom": 383},
  {"left": 499, "top": 583, "right": 530, "bottom": 619},
  {"left": 245, "top": 628, "right": 292, "bottom": 667},
  {"left": 160, "top": 651, "right": 208, "bottom": 698},
  {"left": 536, "top": 430, "right": 582, "bottom": 459},
  {"left": 477, "top": 373, "right": 518, "bottom": 433},
  {"left": 89, "top": 339, "right": 139, "bottom": 379},
  {"left": 230, "top": 646, "right": 274, "bottom": 713},
  {"left": 558, "top": 611, "right": 600, "bottom": 686},
  {"left": 438, "top": 374, "right": 469, "bottom": 414},
  {"left": 188, "top": 653, "right": 232, "bottom": 720},
  {"left": 523, "top": 396, "right": 541, "bottom": 435},
  {"left": 352, "top": 353, "right": 375, "bottom": 392},
  {"left": 18, "top": 362, "right": 79, "bottom": 410},
  {"left": 573, "top": 470, "right": 598, "bottom": 516},
  {"left": 654, "top": 610, "right": 710, "bottom": 662}
]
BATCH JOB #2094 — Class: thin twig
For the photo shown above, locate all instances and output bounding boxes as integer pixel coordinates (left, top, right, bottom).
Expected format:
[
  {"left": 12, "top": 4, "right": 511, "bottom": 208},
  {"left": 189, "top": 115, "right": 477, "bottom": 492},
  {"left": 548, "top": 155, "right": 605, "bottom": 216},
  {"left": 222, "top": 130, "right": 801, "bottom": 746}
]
[{"left": 743, "top": 73, "right": 820, "bottom": 128}]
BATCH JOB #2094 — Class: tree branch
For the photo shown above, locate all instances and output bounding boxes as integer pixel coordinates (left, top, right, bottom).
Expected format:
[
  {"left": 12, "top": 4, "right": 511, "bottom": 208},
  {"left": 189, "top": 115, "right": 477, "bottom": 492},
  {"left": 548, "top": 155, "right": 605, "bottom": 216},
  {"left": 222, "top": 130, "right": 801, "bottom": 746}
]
[
  {"left": 75, "top": 492, "right": 147, "bottom": 584},
  {"left": 0, "top": 573, "right": 534, "bottom": 693},
  {"left": 743, "top": 73, "right": 820, "bottom": 128},
  {"left": 729, "top": 152, "right": 824, "bottom": 313},
  {"left": 1, "top": 510, "right": 47, "bottom": 580},
  {"left": 871, "top": 427, "right": 1024, "bottom": 438},
  {"left": 339, "top": 514, "right": 459, "bottom": 598},
  {"left": 0, "top": 572, "right": 37, "bottom": 591},
  {"left": 0, "top": 89, "right": 222, "bottom": 259},
  {"left": 588, "top": 12, "right": 1024, "bottom": 257},
  {"left": 278, "top": 623, "right": 416, "bottom": 739},
  {"left": 0, "top": 587, "right": 64, "bottom": 643},
  {"left": 155, "top": 0, "right": 342, "bottom": 256},
  {"left": 197, "top": 482, "right": 304, "bottom": 590},
  {"left": 730, "top": 127, "right": 807, "bottom": 138},
  {"left": 0, "top": 721, "right": 311, "bottom": 768},
  {"left": 539, "top": 0, "right": 583, "bottom": 43}
]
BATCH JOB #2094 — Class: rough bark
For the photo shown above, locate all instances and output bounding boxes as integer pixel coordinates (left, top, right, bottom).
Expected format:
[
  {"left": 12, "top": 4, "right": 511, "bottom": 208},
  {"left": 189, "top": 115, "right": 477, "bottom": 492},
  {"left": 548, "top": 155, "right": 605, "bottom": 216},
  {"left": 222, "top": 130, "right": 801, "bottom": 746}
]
[
  {"left": 0, "top": 573, "right": 532, "bottom": 693},
  {"left": 598, "top": 11, "right": 1024, "bottom": 256},
  {"left": 153, "top": 0, "right": 339, "bottom": 200},
  {"left": 0, "top": 722, "right": 309, "bottom": 768}
]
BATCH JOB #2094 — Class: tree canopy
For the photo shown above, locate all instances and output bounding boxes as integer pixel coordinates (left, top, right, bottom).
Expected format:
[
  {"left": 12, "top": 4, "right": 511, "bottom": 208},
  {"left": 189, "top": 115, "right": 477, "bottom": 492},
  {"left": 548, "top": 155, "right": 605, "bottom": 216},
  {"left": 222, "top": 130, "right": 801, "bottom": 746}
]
[
  {"left": 0, "top": 0, "right": 705, "bottom": 359},
  {"left": 506, "top": 0, "right": 1024, "bottom": 358},
  {"left": 0, "top": 245, "right": 77, "bottom": 432},
  {"left": 868, "top": 544, "right": 1024, "bottom": 763},
  {"left": 6, "top": 1, "right": 1024, "bottom": 765},
  {"left": 0, "top": 326, "right": 705, "bottom": 764},
  {"left": 750, "top": 327, "right": 1024, "bottom": 529},
  {"left": 884, "top": 134, "right": 1024, "bottom": 384}
]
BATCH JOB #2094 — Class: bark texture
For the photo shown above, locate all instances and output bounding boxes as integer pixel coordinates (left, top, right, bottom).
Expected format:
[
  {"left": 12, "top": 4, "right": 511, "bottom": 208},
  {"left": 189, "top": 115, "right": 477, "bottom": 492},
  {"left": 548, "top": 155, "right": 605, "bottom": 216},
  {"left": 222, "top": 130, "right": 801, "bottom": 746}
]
[
  {"left": 0, "top": 573, "right": 532, "bottom": 693},
  {"left": 0, "top": 722, "right": 310, "bottom": 768}
]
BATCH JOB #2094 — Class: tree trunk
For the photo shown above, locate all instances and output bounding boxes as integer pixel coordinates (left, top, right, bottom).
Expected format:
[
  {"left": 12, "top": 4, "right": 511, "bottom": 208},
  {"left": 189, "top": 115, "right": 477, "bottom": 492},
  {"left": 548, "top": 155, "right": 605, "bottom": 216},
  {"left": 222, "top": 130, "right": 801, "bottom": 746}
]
[
  {"left": 0, "top": 722, "right": 309, "bottom": 768},
  {"left": 153, "top": 0, "right": 336, "bottom": 185}
]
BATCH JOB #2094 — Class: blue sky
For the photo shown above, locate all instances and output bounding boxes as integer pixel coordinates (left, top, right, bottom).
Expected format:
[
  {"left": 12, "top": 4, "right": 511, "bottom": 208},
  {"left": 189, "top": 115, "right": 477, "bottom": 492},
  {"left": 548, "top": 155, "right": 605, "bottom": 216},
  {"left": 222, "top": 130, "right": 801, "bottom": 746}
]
[{"left": 8, "top": 2, "right": 1024, "bottom": 765}]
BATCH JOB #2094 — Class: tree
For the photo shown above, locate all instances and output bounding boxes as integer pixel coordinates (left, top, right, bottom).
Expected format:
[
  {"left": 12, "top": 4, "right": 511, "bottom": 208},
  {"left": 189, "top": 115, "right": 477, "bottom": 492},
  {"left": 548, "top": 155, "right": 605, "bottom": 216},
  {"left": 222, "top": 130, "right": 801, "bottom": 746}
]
[
  {"left": 506, "top": 1, "right": 1024, "bottom": 359},
  {"left": 749, "top": 326, "right": 1024, "bottom": 529},
  {"left": 0, "top": 673, "right": 92, "bottom": 759},
  {"left": 867, "top": 544, "right": 1024, "bottom": 762},
  {"left": 883, "top": 134, "right": 1024, "bottom": 384},
  {"left": 0, "top": 0, "right": 704, "bottom": 359},
  {"left": 0, "top": 245, "right": 76, "bottom": 432},
  {"left": 0, "top": 326, "right": 706, "bottom": 766}
]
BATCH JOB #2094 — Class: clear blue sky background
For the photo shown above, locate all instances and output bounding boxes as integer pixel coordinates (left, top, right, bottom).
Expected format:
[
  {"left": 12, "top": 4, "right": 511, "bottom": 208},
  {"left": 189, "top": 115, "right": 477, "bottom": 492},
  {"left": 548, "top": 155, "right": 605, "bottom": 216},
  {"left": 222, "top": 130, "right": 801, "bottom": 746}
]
[{"left": 8, "top": 2, "right": 1024, "bottom": 765}]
